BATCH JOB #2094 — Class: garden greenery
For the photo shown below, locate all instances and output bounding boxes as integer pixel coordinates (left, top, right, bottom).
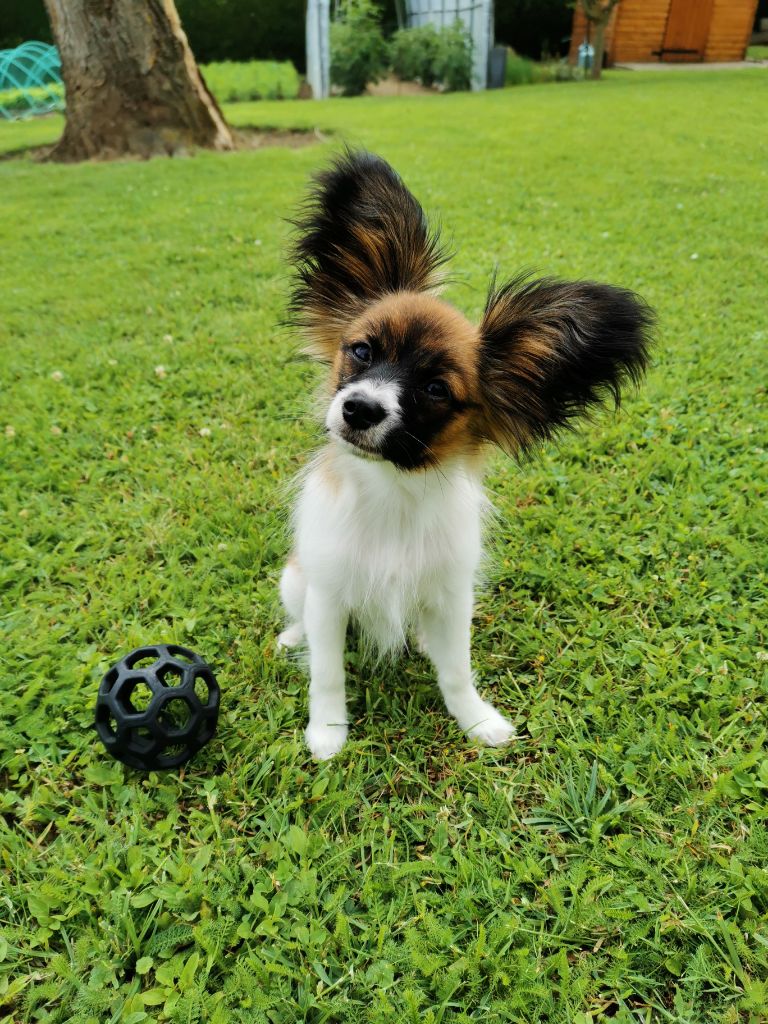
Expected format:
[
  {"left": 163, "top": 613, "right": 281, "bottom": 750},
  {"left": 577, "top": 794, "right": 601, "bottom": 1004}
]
[
  {"left": 330, "top": 0, "right": 389, "bottom": 96},
  {"left": 0, "top": 62, "right": 300, "bottom": 118},
  {"left": 431, "top": 21, "right": 473, "bottom": 92},
  {"left": 0, "top": 82, "right": 63, "bottom": 117},
  {"left": 389, "top": 24, "right": 442, "bottom": 85},
  {"left": 200, "top": 60, "right": 299, "bottom": 102},
  {"left": 333, "top": 8, "right": 473, "bottom": 95},
  {"left": 390, "top": 21, "right": 473, "bottom": 92}
]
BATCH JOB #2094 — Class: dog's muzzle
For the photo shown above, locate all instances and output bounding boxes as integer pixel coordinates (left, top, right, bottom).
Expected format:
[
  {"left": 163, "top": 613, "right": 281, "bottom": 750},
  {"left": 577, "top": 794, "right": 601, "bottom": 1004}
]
[
  {"left": 342, "top": 393, "right": 387, "bottom": 431},
  {"left": 327, "top": 379, "right": 401, "bottom": 456}
]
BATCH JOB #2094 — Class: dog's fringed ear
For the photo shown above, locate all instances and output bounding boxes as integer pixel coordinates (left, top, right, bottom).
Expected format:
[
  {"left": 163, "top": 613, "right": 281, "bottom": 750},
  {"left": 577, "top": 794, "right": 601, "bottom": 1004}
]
[
  {"left": 290, "top": 150, "right": 449, "bottom": 361},
  {"left": 475, "top": 274, "right": 654, "bottom": 456}
]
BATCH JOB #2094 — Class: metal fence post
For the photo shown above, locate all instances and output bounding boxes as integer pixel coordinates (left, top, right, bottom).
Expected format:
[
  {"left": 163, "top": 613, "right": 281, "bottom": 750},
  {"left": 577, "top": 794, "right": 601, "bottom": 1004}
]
[{"left": 306, "top": 0, "right": 330, "bottom": 100}]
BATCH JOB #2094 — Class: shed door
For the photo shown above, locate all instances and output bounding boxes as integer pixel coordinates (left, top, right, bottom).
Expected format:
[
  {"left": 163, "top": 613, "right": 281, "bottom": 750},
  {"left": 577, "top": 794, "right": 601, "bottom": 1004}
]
[{"left": 661, "top": 0, "right": 714, "bottom": 61}]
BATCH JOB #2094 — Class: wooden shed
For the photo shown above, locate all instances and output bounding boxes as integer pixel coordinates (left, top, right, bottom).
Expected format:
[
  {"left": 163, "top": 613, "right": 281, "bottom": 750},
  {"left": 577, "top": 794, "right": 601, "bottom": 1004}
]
[{"left": 569, "top": 0, "right": 759, "bottom": 65}]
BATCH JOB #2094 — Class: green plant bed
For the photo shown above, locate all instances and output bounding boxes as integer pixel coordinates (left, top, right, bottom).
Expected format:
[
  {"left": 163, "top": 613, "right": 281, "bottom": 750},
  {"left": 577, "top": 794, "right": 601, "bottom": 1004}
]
[
  {"left": 0, "top": 82, "right": 64, "bottom": 117},
  {"left": 1, "top": 69, "right": 768, "bottom": 1021},
  {"left": 201, "top": 59, "right": 300, "bottom": 102},
  {"left": 0, "top": 61, "right": 299, "bottom": 122}
]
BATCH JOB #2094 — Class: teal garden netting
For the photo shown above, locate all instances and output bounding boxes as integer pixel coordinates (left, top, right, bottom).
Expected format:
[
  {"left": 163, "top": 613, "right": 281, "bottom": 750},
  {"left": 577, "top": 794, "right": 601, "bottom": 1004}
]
[{"left": 0, "top": 41, "right": 64, "bottom": 120}]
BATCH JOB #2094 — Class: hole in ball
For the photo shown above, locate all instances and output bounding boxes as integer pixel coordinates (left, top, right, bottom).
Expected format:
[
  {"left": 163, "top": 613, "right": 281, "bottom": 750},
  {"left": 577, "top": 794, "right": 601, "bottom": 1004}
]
[
  {"left": 193, "top": 672, "right": 214, "bottom": 706},
  {"left": 132, "top": 726, "right": 155, "bottom": 751},
  {"left": 158, "top": 697, "right": 192, "bottom": 734},
  {"left": 126, "top": 648, "right": 159, "bottom": 670},
  {"left": 165, "top": 645, "right": 196, "bottom": 664},
  {"left": 118, "top": 678, "right": 154, "bottom": 715},
  {"left": 157, "top": 663, "right": 184, "bottom": 687},
  {"left": 156, "top": 743, "right": 190, "bottom": 768}
]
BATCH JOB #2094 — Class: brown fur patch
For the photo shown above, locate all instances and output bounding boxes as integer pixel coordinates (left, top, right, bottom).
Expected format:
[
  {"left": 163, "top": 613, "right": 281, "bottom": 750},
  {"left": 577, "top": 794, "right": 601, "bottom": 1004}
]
[
  {"left": 330, "top": 291, "right": 489, "bottom": 468},
  {"left": 340, "top": 292, "right": 480, "bottom": 402}
]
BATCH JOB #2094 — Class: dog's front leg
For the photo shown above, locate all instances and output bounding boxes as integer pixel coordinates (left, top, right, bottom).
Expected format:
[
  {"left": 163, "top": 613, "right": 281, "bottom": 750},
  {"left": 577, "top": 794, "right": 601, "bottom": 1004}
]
[
  {"left": 303, "top": 585, "right": 349, "bottom": 760},
  {"left": 420, "top": 586, "right": 515, "bottom": 748}
]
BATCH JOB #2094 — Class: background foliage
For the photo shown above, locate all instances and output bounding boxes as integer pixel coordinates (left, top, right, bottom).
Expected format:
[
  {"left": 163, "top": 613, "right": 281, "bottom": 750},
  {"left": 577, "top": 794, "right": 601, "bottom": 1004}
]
[
  {"left": 0, "top": 62, "right": 303, "bottom": 119},
  {"left": 2, "top": 68, "right": 768, "bottom": 1022},
  {"left": 175, "top": 0, "right": 306, "bottom": 72},
  {"left": 0, "top": 0, "right": 306, "bottom": 72},
  {"left": 198, "top": 60, "right": 300, "bottom": 103},
  {"left": 495, "top": 0, "right": 573, "bottom": 59},
  {"left": 390, "top": 24, "right": 443, "bottom": 84},
  {"left": 330, "top": 0, "right": 390, "bottom": 95},
  {"left": 388, "top": 22, "right": 474, "bottom": 91},
  {"left": 0, "top": 0, "right": 51, "bottom": 50},
  {"left": 431, "top": 21, "right": 474, "bottom": 91},
  {"left": 0, "top": 0, "right": 575, "bottom": 75}
]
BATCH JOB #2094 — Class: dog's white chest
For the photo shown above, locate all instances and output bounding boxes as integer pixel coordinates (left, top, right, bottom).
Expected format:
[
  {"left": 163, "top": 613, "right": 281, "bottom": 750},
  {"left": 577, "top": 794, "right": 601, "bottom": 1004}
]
[{"left": 295, "top": 450, "right": 484, "bottom": 651}]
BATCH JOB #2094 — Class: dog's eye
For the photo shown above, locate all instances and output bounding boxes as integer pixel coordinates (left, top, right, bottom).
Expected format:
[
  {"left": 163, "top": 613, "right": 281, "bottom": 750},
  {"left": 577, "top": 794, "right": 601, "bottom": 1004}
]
[
  {"left": 350, "top": 342, "right": 372, "bottom": 364},
  {"left": 425, "top": 380, "right": 450, "bottom": 400}
]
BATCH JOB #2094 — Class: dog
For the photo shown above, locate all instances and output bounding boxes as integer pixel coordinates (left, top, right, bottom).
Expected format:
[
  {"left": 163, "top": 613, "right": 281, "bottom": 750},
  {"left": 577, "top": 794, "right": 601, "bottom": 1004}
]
[{"left": 278, "top": 150, "right": 653, "bottom": 760}]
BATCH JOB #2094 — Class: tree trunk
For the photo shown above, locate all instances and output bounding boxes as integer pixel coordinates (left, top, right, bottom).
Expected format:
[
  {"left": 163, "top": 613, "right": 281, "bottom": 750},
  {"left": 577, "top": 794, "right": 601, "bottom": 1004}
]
[
  {"left": 581, "top": 0, "right": 620, "bottom": 80},
  {"left": 591, "top": 19, "right": 607, "bottom": 79},
  {"left": 43, "top": 0, "right": 233, "bottom": 161}
]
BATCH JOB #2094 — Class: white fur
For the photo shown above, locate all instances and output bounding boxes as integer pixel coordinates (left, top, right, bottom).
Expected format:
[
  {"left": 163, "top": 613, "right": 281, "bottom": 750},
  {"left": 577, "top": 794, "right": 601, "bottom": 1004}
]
[
  {"left": 279, "top": 443, "right": 515, "bottom": 760},
  {"left": 324, "top": 378, "right": 401, "bottom": 454}
]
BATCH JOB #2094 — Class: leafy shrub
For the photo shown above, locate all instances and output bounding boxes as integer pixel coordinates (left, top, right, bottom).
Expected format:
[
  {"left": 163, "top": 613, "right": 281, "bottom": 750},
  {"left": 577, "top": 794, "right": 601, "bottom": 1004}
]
[
  {"left": 505, "top": 53, "right": 536, "bottom": 86},
  {"left": 432, "top": 21, "right": 473, "bottom": 92},
  {"left": 389, "top": 24, "right": 441, "bottom": 85},
  {"left": 200, "top": 60, "right": 300, "bottom": 102},
  {"left": 330, "top": 0, "right": 389, "bottom": 96},
  {"left": 390, "top": 21, "right": 472, "bottom": 92}
]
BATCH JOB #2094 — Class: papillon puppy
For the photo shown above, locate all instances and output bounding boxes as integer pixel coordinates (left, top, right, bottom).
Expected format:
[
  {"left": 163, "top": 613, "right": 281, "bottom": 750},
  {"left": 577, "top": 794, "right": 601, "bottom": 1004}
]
[{"left": 278, "top": 150, "right": 653, "bottom": 760}]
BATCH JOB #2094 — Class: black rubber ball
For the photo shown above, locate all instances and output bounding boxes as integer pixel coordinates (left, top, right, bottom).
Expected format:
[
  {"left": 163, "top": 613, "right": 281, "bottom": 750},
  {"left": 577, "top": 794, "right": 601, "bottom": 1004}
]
[{"left": 94, "top": 644, "right": 220, "bottom": 770}]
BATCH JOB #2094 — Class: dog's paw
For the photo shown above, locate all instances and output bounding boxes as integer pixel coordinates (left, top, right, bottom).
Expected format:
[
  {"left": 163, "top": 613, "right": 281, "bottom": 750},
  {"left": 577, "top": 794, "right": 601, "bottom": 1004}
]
[
  {"left": 277, "top": 624, "right": 304, "bottom": 650},
  {"left": 305, "top": 722, "right": 348, "bottom": 761},
  {"left": 465, "top": 703, "right": 516, "bottom": 748}
]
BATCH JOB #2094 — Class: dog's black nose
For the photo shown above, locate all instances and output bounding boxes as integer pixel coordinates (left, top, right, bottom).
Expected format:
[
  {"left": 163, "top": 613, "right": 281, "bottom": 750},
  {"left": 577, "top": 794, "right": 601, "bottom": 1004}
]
[{"left": 342, "top": 395, "right": 386, "bottom": 430}]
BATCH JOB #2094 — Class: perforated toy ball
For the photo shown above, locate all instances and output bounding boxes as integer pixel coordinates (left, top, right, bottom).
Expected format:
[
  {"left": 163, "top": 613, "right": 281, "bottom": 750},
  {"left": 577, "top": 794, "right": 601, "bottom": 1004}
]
[{"left": 95, "top": 645, "right": 220, "bottom": 770}]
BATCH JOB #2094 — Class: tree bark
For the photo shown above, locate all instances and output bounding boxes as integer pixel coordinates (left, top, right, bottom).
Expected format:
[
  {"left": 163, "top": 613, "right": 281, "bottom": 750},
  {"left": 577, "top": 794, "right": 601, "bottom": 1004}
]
[
  {"left": 591, "top": 19, "right": 607, "bottom": 79},
  {"left": 43, "top": 0, "right": 233, "bottom": 161},
  {"left": 581, "top": 0, "right": 621, "bottom": 80}
]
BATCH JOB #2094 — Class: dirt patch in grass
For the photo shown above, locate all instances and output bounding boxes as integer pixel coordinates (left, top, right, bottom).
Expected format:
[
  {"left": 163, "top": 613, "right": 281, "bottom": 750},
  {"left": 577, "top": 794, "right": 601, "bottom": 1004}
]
[
  {"left": 233, "top": 126, "right": 328, "bottom": 149},
  {"left": 365, "top": 74, "right": 436, "bottom": 96}
]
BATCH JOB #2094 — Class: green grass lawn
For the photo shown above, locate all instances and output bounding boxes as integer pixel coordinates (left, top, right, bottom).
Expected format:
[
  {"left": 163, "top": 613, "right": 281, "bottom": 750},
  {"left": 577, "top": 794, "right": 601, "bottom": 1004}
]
[{"left": 1, "top": 70, "right": 767, "bottom": 1023}]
